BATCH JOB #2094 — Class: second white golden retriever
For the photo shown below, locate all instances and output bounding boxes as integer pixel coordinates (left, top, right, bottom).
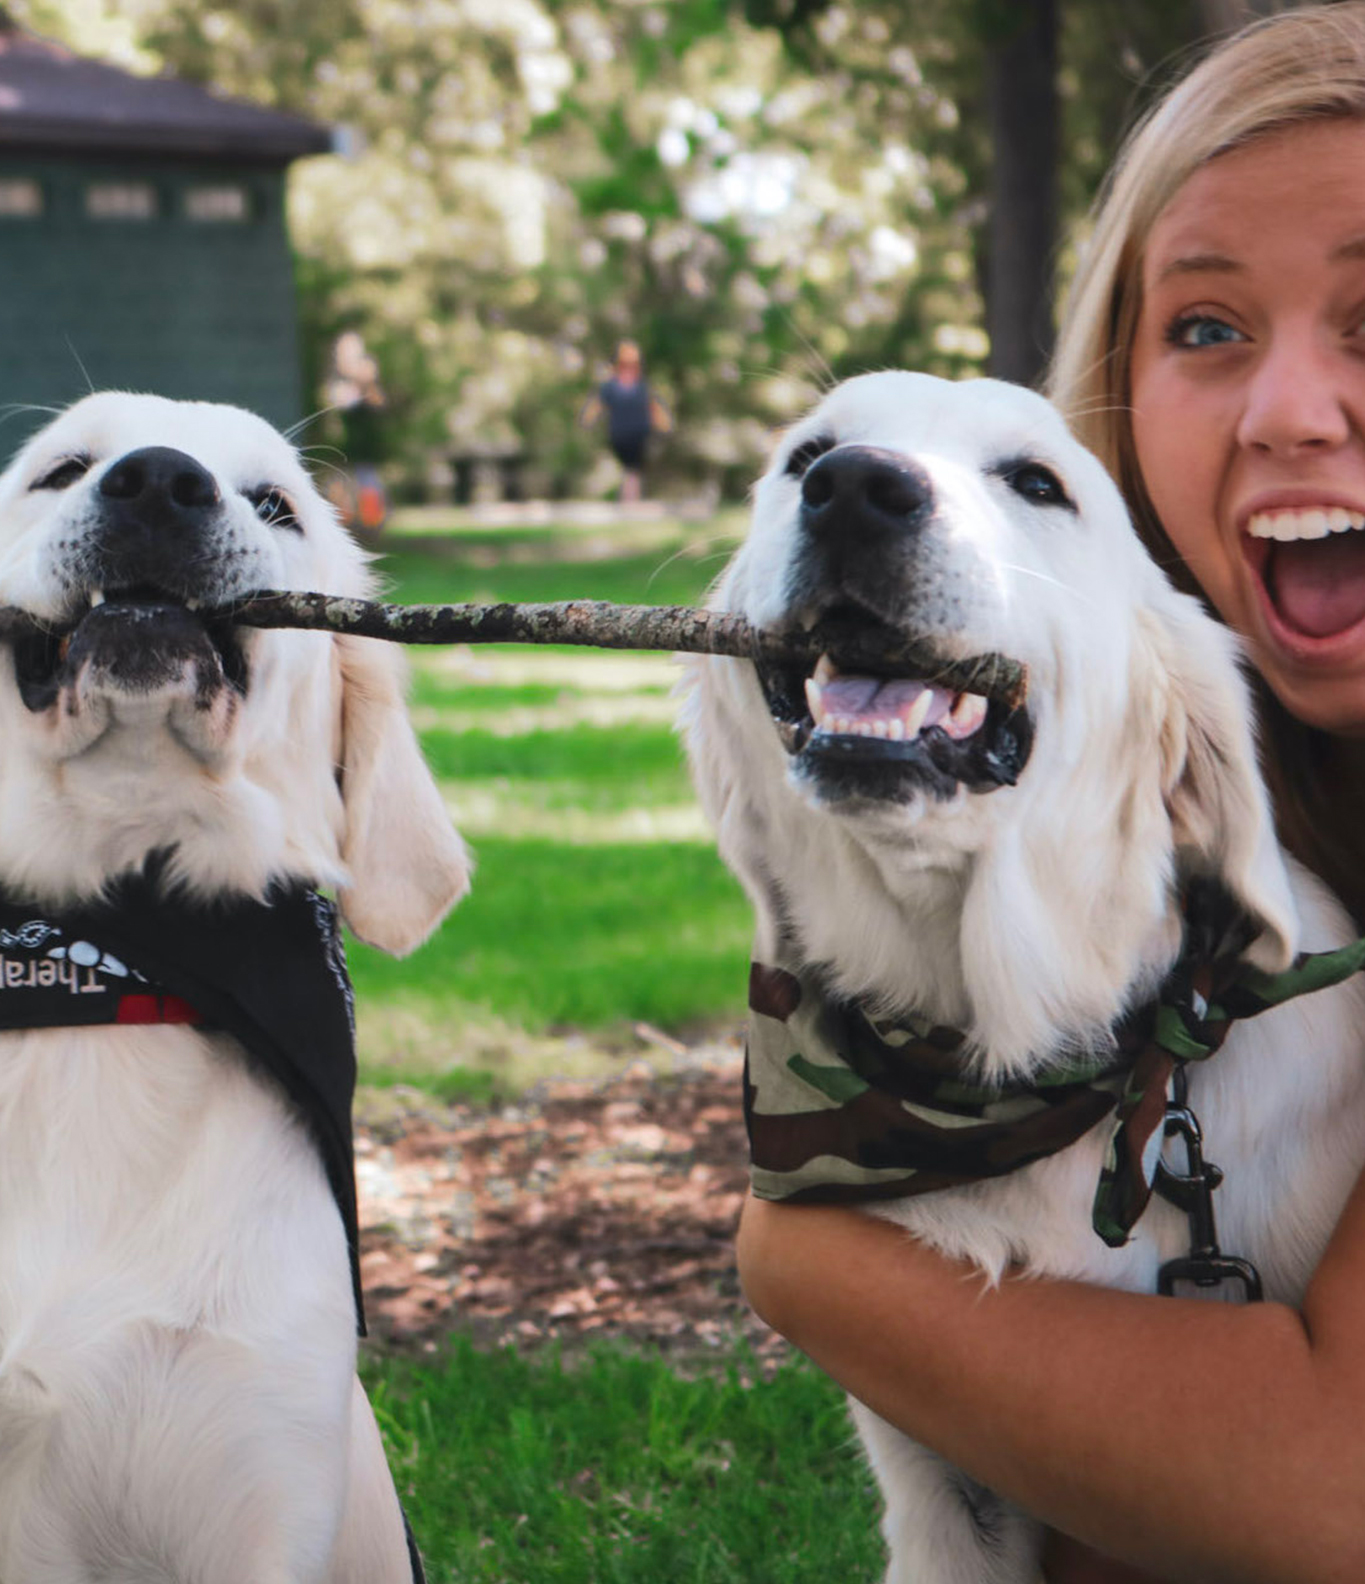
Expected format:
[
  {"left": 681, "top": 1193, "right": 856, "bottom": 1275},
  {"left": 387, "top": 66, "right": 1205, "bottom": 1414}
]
[
  {"left": 0, "top": 393, "right": 469, "bottom": 1583},
  {"left": 683, "top": 372, "right": 1365, "bottom": 1584}
]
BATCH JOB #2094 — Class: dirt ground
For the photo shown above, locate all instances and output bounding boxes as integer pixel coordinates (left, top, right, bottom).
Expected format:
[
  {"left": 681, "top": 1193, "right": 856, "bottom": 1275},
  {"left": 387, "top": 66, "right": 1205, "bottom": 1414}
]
[{"left": 354, "top": 1030, "right": 788, "bottom": 1367}]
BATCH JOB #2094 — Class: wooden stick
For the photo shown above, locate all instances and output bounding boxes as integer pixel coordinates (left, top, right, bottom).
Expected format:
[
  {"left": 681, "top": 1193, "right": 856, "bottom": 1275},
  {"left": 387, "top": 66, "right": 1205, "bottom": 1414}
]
[
  {"left": 0, "top": 594, "right": 1028, "bottom": 708},
  {"left": 228, "top": 593, "right": 1027, "bottom": 708}
]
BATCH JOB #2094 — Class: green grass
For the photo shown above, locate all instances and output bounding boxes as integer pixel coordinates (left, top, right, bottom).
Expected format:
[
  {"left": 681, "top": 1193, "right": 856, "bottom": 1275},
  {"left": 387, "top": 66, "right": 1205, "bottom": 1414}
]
[
  {"left": 349, "top": 517, "right": 753, "bottom": 1068},
  {"left": 349, "top": 837, "right": 751, "bottom": 1033},
  {"left": 421, "top": 723, "right": 693, "bottom": 811},
  {"left": 408, "top": 676, "right": 586, "bottom": 712},
  {"left": 367, "top": 1340, "right": 884, "bottom": 1583},
  {"left": 374, "top": 532, "right": 735, "bottom": 610}
]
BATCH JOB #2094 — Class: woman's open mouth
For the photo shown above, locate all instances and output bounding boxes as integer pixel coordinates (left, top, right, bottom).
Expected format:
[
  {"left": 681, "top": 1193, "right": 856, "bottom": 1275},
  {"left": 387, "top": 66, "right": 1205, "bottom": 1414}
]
[{"left": 1247, "top": 506, "right": 1365, "bottom": 647}]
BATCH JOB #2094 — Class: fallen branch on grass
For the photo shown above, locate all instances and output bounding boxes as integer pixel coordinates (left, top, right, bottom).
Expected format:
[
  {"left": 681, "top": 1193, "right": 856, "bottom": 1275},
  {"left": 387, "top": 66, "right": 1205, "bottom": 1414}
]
[{"left": 0, "top": 594, "right": 1028, "bottom": 708}]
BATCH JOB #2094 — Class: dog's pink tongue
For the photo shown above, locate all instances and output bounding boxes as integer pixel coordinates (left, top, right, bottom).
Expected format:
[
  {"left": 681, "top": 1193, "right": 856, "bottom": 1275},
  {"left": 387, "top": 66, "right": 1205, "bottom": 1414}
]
[
  {"left": 1270, "top": 535, "right": 1365, "bottom": 638},
  {"left": 820, "top": 675, "right": 951, "bottom": 728}
]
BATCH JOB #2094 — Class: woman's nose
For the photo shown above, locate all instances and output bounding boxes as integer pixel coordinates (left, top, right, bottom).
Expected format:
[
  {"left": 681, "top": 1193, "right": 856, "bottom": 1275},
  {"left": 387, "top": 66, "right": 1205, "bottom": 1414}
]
[{"left": 1235, "top": 334, "right": 1353, "bottom": 455}]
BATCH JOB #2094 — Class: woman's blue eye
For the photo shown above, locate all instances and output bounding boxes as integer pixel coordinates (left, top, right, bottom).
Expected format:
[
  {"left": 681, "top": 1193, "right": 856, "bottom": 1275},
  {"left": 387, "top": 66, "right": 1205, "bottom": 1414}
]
[{"left": 1167, "top": 314, "right": 1245, "bottom": 349}]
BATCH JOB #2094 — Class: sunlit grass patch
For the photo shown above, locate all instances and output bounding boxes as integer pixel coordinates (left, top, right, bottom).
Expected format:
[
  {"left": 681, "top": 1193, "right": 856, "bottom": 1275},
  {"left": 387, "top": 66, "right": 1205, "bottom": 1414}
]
[
  {"left": 349, "top": 519, "right": 751, "bottom": 1080},
  {"left": 348, "top": 836, "right": 750, "bottom": 1040},
  {"left": 373, "top": 531, "right": 738, "bottom": 610},
  {"left": 407, "top": 677, "right": 576, "bottom": 713},
  {"left": 366, "top": 1338, "right": 884, "bottom": 1584},
  {"left": 422, "top": 723, "right": 692, "bottom": 812}
]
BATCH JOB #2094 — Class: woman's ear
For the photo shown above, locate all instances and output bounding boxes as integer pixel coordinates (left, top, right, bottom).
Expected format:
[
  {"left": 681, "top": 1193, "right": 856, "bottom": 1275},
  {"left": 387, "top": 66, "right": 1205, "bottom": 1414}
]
[
  {"left": 1144, "top": 595, "right": 1297, "bottom": 971},
  {"left": 334, "top": 632, "right": 471, "bottom": 956}
]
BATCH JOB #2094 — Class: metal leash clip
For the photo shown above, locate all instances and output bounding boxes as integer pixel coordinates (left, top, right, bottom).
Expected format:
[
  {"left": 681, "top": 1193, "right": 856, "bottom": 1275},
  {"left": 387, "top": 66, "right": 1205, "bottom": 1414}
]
[{"left": 1153, "top": 1067, "right": 1263, "bottom": 1302}]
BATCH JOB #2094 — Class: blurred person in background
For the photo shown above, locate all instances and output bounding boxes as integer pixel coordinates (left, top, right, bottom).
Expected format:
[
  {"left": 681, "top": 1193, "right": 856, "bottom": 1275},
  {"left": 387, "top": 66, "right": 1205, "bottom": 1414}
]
[
  {"left": 580, "top": 338, "right": 672, "bottom": 503},
  {"left": 325, "top": 329, "right": 389, "bottom": 537}
]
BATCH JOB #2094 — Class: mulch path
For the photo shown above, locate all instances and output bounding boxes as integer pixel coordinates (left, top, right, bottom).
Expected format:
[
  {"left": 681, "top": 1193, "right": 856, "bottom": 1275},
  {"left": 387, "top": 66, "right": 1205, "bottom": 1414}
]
[{"left": 354, "top": 1032, "right": 788, "bottom": 1367}]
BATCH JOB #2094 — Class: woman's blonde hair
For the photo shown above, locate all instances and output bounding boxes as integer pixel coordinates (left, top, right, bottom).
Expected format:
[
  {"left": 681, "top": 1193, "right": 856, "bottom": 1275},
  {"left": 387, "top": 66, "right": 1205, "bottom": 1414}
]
[{"left": 1047, "top": 3, "right": 1365, "bottom": 925}]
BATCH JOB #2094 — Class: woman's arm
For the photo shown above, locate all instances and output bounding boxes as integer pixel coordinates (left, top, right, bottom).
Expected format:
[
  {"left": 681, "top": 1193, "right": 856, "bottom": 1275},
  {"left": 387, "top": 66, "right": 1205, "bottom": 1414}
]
[{"left": 736, "top": 1174, "right": 1365, "bottom": 1584}]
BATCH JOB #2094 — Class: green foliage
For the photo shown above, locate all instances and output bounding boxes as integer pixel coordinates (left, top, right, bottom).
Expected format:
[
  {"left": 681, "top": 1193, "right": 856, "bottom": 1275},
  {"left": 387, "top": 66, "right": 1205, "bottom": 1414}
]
[{"left": 365, "top": 1339, "right": 886, "bottom": 1582}]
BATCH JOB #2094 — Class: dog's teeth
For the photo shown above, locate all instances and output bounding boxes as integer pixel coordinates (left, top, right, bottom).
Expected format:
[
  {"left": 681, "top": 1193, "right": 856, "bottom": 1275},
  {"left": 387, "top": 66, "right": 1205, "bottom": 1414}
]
[
  {"left": 902, "top": 691, "right": 932, "bottom": 739},
  {"left": 872, "top": 720, "right": 889, "bottom": 738},
  {"left": 888, "top": 718, "right": 904, "bottom": 741},
  {"left": 944, "top": 691, "right": 989, "bottom": 739},
  {"left": 185, "top": 598, "right": 201, "bottom": 612},
  {"left": 813, "top": 653, "right": 838, "bottom": 686},
  {"left": 88, "top": 589, "right": 104, "bottom": 608},
  {"left": 804, "top": 675, "right": 824, "bottom": 724}
]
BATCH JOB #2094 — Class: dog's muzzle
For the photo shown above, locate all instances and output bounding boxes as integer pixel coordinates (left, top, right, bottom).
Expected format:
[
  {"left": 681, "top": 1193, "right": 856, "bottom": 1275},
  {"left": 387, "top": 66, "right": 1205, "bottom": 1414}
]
[
  {"left": 10, "top": 446, "right": 249, "bottom": 713},
  {"left": 755, "top": 445, "right": 1033, "bottom": 803}
]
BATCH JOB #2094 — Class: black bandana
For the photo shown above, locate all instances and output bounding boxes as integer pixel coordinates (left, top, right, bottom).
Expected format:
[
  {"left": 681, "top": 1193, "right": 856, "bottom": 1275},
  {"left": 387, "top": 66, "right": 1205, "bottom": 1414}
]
[{"left": 0, "top": 868, "right": 366, "bottom": 1329}]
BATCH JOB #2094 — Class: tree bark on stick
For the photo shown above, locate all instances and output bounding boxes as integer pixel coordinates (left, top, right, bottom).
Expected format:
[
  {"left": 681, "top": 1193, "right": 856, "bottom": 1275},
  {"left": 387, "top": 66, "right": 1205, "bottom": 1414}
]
[
  {"left": 228, "top": 593, "right": 1027, "bottom": 708},
  {"left": 0, "top": 594, "right": 1028, "bottom": 709}
]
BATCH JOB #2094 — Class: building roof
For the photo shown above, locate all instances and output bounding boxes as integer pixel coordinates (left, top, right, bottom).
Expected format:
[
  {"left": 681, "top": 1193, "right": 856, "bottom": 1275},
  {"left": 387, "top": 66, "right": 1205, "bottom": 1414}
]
[{"left": 0, "top": 14, "right": 333, "bottom": 163}]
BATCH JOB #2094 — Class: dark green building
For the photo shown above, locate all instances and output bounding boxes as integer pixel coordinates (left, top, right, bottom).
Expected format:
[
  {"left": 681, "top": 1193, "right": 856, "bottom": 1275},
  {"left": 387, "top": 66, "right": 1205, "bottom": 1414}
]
[{"left": 0, "top": 14, "right": 331, "bottom": 461}]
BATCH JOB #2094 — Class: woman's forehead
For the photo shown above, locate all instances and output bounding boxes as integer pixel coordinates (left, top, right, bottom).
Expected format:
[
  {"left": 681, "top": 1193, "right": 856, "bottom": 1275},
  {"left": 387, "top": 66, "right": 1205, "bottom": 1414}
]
[{"left": 1146, "top": 119, "right": 1365, "bottom": 276}]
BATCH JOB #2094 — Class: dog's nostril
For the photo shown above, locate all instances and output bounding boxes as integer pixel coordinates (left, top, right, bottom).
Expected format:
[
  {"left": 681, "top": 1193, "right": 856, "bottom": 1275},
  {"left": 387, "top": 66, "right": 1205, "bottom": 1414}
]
[
  {"left": 866, "top": 469, "right": 928, "bottom": 517},
  {"left": 170, "top": 469, "right": 218, "bottom": 509},
  {"left": 99, "top": 458, "right": 146, "bottom": 502},
  {"left": 801, "top": 466, "right": 837, "bottom": 509}
]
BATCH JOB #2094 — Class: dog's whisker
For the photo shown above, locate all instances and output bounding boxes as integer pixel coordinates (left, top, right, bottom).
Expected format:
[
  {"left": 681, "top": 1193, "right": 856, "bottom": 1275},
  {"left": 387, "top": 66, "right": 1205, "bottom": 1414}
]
[
  {"left": 63, "top": 337, "right": 96, "bottom": 398},
  {"left": 645, "top": 535, "right": 745, "bottom": 592},
  {"left": 993, "top": 560, "right": 1098, "bottom": 609},
  {"left": 284, "top": 404, "right": 346, "bottom": 443}
]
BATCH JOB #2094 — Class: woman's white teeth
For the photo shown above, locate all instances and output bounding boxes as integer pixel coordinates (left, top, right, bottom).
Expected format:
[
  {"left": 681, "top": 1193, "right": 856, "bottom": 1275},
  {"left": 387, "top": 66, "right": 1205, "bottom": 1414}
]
[{"left": 1247, "top": 507, "right": 1365, "bottom": 541}]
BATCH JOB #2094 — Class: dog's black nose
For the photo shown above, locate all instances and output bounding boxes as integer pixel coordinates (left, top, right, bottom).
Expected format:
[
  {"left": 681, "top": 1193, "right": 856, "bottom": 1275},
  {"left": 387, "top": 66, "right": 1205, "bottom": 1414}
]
[
  {"left": 98, "top": 447, "right": 220, "bottom": 526},
  {"left": 800, "top": 445, "right": 934, "bottom": 536}
]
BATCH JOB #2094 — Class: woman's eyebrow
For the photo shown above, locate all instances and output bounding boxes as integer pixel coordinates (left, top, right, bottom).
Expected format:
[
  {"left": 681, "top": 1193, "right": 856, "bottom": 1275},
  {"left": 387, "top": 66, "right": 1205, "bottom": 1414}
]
[{"left": 1153, "top": 251, "right": 1242, "bottom": 282}]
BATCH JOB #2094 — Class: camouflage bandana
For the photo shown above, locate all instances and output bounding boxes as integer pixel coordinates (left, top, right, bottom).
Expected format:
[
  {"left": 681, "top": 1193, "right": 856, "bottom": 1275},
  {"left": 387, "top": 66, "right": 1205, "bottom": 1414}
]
[{"left": 744, "top": 881, "right": 1365, "bottom": 1247}]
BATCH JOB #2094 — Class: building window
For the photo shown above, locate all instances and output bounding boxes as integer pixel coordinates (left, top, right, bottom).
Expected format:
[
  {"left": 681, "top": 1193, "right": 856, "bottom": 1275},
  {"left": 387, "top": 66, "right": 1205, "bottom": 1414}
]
[
  {"left": 184, "top": 184, "right": 251, "bottom": 223},
  {"left": 0, "top": 179, "right": 42, "bottom": 217},
  {"left": 85, "top": 182, "right": 157, "bottom": 220}
]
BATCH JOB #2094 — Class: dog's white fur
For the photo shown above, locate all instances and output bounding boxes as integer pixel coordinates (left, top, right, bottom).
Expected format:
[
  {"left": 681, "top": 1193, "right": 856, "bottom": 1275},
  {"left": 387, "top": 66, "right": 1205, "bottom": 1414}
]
[
  {"left": 0, "top": 393, "right": 470, "bottom": 1583},
  {"left": 682, "top": 372, "right": 1365, "bottom": 1584}
]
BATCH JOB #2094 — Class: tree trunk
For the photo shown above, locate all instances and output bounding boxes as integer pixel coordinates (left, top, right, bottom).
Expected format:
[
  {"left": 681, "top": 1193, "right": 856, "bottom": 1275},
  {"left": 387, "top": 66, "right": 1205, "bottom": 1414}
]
[{"left": 984, "top": 0, "right": 1058, "bottom": 388}]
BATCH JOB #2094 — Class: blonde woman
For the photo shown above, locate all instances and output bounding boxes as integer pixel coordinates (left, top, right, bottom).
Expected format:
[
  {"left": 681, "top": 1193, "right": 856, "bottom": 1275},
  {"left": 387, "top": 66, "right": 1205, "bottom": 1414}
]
[{"left": 737, "top": 7, "right": 1365, "bottom": 1581}]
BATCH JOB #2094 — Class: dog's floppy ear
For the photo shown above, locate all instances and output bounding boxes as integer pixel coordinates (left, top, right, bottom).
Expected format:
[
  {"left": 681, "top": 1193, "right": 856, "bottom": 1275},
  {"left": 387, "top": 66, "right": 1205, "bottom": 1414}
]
[
  {"left": 1140, "top": 596, "right": 1297, "bottom": 972},
  {"left": 333, "top": 632, "right": 471, "bottom": 955}
]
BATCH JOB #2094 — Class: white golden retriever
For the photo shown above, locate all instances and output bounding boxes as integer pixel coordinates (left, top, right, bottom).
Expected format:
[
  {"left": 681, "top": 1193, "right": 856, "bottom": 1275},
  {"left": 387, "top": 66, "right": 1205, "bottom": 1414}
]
[
  {"left": 681, "top": 372, "right": 1365, "bottom": 1584},
  {"left": 0, "top": 393, "right": 469, "bottom": 1583}
]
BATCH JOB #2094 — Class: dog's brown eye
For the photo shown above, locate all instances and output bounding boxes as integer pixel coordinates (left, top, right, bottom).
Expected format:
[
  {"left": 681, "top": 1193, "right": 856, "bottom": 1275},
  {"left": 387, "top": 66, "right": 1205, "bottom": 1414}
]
[
  {"left": 785, "top": 434, "right": 836, "bottom": 479},
  {"left": 249, "top": 486, "right": 301, "bottom": 531},
  {"left": 1003, "top": 462, "right": 1073, "bottom": 510},
  {"left": 31, "top": 455, "right": 92, "bottom": 491}
]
